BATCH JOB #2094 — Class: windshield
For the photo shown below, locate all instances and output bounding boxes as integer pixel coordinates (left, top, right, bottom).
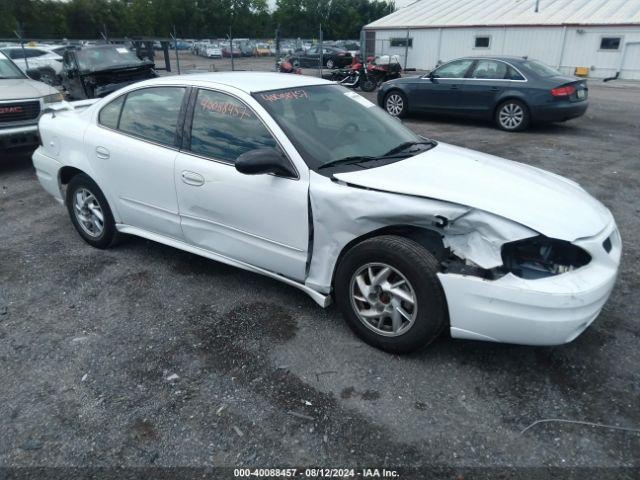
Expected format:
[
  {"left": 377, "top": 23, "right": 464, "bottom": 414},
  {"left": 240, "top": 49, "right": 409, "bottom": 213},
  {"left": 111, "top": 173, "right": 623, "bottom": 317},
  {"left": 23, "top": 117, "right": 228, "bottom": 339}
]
[
  {"left": 521, "top": 59, "right": 562, "bottom": 77},
  {"left": 75, "top": 47, "right": 144, "bottom": 72},
  {"left": 254, "top": 85, "right": 422, "bottom": 170},
  {"left": 0, "top": 52, "right": 25, "bottom": 79}
]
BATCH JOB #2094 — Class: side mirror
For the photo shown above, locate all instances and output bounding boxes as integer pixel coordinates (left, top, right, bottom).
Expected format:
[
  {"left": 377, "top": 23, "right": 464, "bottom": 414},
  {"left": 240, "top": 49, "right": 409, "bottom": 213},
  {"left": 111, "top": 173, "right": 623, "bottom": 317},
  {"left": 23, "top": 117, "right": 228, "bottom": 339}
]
[{"left": 235, "top": 148, "right": 296, "bottom": 178}]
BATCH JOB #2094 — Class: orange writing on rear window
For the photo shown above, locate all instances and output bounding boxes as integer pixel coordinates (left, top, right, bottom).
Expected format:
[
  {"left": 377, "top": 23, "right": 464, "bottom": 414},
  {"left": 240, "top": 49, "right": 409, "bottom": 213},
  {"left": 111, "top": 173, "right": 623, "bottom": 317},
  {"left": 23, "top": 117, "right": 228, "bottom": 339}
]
[
  {"left": 200, "top": 98, "right": 253, "bottom": 119},
  {"left": 260, "top": 90, "right": 309, "bottom": 102}
]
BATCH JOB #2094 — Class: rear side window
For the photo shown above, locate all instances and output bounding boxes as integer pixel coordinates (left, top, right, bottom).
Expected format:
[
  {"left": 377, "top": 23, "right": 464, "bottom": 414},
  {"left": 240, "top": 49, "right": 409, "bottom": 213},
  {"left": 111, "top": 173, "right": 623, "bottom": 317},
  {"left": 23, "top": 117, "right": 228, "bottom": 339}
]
[
  {"left": 471, "top": 60, "right": 507, "bottom": 79},
  {"left": 434, "top": 59, "right": 474, "bottom": 78},
  {"left": 98, "top": 95, "right": 125, "bottom": 129},
  {"left": 6, "top": 49, "right": 23, "bottom": 59},
  {"left": 189, "top": 89, "right": 277, "bottom": 163},
  {"left": 118, "top": 87, "right": 186, "bottom": 146}
]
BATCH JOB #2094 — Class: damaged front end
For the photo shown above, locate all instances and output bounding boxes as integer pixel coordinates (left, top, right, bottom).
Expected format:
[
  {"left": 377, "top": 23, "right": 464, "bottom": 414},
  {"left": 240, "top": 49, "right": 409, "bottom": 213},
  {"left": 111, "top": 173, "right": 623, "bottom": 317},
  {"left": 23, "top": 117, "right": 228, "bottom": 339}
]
[
  {"left": 80, "top": 64, "right": 156, "bottom": 98},
  {"left": 307, "top": 171, "right": 620, "bottom": 345},
  {"left": 305, "top": 171, "right": 547, "bottom": 293}
]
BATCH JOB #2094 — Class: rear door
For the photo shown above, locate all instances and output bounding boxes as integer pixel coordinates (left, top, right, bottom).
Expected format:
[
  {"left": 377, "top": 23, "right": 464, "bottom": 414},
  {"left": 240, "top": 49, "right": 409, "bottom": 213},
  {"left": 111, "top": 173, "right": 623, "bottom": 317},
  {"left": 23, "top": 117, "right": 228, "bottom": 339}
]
[
  {"left": 414, "top": 59, "right": 474, "bottom": 112},
  {"left": 460, "top": 59, "right": 516, "bottom": 117},
  {"left": 85, "top": 86, "right": 187, "bottom": 239},
  {"left": 174, "top": 88, "right": 309, "bottom": 281}
]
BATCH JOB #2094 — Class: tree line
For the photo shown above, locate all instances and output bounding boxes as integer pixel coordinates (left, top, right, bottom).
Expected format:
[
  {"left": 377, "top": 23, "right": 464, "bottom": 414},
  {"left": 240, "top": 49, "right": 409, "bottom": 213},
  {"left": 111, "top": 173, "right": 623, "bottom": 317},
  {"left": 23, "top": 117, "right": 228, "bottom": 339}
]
[{"left": 0, "top": 0, "right": 395, "bottom": 41}]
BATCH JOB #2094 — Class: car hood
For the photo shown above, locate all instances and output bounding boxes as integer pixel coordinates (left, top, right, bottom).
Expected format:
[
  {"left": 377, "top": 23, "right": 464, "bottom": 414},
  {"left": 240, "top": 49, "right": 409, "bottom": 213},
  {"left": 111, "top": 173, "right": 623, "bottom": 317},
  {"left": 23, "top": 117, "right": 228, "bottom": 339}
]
[
  {"left": 333, "top": 142, "right": 612, "bottom": 241},
  {"left": 0, "top": 78, "right": 58, "bottom": 100}
]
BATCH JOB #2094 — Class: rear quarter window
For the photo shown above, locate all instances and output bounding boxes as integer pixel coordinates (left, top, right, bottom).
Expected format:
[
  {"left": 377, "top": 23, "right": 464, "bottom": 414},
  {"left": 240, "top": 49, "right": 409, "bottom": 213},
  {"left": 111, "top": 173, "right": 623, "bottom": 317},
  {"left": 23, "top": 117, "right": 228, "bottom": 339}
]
[{"left": 98, "top": 95, "right": 125, "bottom": 130}]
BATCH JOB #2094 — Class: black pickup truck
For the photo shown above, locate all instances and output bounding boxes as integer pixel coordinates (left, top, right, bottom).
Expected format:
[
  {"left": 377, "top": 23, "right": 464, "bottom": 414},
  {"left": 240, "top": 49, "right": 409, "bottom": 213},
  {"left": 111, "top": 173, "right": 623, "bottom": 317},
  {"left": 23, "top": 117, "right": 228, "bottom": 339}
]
[{"left": 61, "top": 45, "right": 157, "bottom": 99}]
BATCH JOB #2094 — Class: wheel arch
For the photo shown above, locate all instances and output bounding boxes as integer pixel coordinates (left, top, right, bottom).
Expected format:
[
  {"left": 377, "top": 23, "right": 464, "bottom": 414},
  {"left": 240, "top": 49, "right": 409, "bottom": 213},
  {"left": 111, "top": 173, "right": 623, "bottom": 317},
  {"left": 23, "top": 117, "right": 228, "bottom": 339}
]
[
  {"left": 330, "top": 225, "right": 446, "bottom": 289},
  {"left": 57, "top": 166, "right": 121, "bottom": 222},
  {"left": 493, "top": 94, "right": 531, "bottom": 118}
]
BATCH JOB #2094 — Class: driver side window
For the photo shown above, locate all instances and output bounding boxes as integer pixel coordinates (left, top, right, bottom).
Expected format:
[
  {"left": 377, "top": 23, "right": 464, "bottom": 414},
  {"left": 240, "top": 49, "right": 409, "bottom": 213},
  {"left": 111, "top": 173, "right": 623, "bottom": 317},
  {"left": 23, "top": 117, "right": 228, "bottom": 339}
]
[
  {"left": 188, "top": 89, "right": 278, "bottom": 163},
  {"left": 433, "top": 59, "right": 474, "bottom": 79}
]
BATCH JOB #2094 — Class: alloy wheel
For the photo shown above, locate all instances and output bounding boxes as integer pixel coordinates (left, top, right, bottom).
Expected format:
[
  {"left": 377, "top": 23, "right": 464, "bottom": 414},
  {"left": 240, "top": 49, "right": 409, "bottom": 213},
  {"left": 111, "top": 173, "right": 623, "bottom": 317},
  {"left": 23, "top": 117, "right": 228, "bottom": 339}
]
[
  {"left": 326, "top": 59, "right": 334, "bottom": 69},
  {"left": 386, "top": 94, "right": 404, "bottom": 116},
  {"left": 349, "top": 262, "right": 418, "bottom": 337},
  {"left": 499, "top": 103, "right": 524, "bottom": 130},
  {"left": 73, "top": 187, "right": 105, "bottom": 238}
]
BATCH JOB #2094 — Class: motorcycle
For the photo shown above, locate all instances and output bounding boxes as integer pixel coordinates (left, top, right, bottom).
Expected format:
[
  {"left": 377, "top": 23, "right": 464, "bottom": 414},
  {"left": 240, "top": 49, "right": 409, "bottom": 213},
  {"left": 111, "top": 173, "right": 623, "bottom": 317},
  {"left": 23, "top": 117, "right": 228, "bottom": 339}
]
[
  {"left": 277, "top": 55, "right": 302, "bottom": 74},
  {"left": 365, "top": 54, "right": 402, "bottom": 85},
  {"left": 328, "top": 59, "right": 377, "bottom": 92}
]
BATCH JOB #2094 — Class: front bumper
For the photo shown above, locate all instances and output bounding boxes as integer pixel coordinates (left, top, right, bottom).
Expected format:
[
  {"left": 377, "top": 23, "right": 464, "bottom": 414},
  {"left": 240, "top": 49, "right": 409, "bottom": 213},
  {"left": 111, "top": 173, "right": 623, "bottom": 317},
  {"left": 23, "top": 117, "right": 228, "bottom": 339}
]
[
  {"left": 533, "top": 100, "right": 588, "bottom": 123},
  {"left": 0, "top": 124, "right": 40, "bottom": 150},
  {"left": 439, "top": 221, "right": 621, "bottom": 346}
]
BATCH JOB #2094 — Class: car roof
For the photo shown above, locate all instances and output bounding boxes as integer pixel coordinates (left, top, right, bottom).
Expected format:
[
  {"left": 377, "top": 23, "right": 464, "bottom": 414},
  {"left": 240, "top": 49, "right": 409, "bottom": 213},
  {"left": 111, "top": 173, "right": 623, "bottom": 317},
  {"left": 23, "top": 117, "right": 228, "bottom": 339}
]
[
  {"left": 159, "top": 72, "right": 332, "bottom": 93},
  {"left": 455, "top": 55, "right": 528, "bottom": 63}
]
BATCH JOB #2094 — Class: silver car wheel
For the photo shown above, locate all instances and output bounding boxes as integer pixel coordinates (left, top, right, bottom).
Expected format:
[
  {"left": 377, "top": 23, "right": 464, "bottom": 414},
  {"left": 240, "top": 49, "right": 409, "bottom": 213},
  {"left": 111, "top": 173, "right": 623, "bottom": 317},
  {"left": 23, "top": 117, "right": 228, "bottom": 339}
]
[
  {"left": 326, "top": 59, "right": 334, "bottom": 69},
  {"left": 350, "top": 262, "right": 418, "bottom": 337},
  {"left": 499, "top": 103, "right": 524, "bottom": 130},
  {"left": 73, "top": 187, "right": 105, "bottom": 238},
  {"left": 386, "top": 94, "right": 404, "bottom": 116}
]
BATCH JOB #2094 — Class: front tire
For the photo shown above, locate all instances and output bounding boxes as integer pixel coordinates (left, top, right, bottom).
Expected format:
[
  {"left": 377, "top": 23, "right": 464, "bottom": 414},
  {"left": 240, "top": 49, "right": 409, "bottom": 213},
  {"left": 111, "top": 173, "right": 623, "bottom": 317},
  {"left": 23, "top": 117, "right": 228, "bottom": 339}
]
[
  {"left": 334, "top": 235, "right": 447, "bottom": 353},
  {"left": 495, "top": 99, "right": 530, "bottom": 131},
  {"left": 360, "top": 75, "right": 377, "bottom": 92},
  {"left": 66, "top": 174, "right": 118, "bottom": 249},
  {"left": 384, "top": 90, "right": 407, "bottom": 118}
]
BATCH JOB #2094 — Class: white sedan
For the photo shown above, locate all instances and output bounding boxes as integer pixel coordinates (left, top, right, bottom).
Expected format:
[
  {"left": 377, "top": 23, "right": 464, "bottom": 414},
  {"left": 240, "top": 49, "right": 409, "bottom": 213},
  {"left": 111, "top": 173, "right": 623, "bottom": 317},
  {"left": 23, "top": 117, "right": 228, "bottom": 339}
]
[{"left": 32, "top": 73, "right": 621, "bottom": 353}]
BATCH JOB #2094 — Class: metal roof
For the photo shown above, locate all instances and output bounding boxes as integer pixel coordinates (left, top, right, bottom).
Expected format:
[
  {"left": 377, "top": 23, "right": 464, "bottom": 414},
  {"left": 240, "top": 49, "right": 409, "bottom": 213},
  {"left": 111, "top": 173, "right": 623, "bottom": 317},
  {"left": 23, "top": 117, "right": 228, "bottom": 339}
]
[{"left": 365, "top": 0, "right": 640, "bottom": 29}]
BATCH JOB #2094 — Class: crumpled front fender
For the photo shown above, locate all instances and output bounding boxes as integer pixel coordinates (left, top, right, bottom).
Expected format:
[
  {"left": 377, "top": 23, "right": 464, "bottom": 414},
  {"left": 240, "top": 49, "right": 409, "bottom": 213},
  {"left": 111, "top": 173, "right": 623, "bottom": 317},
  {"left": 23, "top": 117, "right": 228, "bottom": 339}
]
[{"left": 306, "top": 172, "right": 537, "bottom": 294}]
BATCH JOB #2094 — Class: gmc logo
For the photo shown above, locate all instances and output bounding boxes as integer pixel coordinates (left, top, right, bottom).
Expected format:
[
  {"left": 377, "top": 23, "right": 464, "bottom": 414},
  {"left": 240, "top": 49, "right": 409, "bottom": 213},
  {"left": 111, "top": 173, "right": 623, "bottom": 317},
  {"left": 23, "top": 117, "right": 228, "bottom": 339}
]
[{"left": 0, "top": 106, "right": 23, "bottom": 114}]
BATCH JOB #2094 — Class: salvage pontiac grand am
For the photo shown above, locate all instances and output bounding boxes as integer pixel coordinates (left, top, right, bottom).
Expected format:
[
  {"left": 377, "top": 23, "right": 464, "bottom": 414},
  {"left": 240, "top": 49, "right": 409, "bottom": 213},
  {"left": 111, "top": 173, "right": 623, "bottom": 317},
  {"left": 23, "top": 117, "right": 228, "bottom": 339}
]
[{"left": 32, "top": 73, "right": 621, "bottom": 353}]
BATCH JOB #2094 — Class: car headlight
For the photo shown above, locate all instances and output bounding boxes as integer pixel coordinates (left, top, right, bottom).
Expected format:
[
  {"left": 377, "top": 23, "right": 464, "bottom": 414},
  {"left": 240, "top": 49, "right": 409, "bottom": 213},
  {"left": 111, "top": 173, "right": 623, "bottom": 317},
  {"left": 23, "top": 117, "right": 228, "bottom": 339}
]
[
  {"left": 43, "top": 93, "right": 64, "bottom": 104},
  {"left": 501, "top": 236, "right": 591, "bottom": 279}
]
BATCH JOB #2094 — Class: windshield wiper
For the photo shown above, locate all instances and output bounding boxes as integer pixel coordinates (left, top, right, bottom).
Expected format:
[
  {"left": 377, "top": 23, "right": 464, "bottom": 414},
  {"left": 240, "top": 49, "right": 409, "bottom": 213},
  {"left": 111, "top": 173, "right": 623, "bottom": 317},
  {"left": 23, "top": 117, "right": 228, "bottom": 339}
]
[
  {"left": 318, "top": 156, "right": 379, "bottom": 170},
  {"left": 383, "top": 140, "right": 436, "bottom": 156},
  {"left": 318, "top": 153, "right": 414, "bottom": 170}
]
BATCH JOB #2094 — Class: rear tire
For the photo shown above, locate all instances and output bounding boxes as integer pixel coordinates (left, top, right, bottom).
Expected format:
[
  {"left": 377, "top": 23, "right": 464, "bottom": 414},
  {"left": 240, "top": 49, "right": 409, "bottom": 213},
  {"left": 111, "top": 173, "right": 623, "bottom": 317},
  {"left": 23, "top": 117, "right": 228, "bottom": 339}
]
[
  {"left": 334, "top": 235, "right": 447, "bottom": 353},
  {"left": 326, "top": 59, "right": 335, "bottom": 69},
  {"left": 384, "top": 90, "right": 407, "bottom": 118},
  {"left": 66, "top": 174, "right": 119, "bottom": 249},
  {"left": 495, "top": 99, "right": 530, "bottom": 131}
]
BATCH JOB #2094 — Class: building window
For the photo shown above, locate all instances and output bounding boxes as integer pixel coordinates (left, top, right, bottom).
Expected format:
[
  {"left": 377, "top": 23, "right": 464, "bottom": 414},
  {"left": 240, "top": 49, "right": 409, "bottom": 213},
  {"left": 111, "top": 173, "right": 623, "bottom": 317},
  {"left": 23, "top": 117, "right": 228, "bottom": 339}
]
[
  {"left": 600, "top": 37, "right": 621, "bottom": 50},
  {"left": 390, "top": 37, "right": 413, "bottom": 48},
  {"left": 474, "top": 36, "right": 491, "bottom": 48}
]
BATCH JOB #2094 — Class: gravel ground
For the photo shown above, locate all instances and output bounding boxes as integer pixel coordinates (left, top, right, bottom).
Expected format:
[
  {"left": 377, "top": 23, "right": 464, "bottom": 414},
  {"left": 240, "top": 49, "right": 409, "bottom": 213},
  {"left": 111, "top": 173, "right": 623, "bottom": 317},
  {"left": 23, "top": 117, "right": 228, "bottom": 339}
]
[{"left": 1, "top": 58, "right": 639, "bottom": 476}]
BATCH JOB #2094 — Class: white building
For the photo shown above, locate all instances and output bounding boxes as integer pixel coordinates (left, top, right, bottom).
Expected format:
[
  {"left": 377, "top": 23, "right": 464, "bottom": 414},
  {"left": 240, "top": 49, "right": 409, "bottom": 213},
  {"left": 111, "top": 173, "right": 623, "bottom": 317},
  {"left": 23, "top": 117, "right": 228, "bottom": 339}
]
[{"left": 363, "top": 0, "right": 640, "bottom": 79}]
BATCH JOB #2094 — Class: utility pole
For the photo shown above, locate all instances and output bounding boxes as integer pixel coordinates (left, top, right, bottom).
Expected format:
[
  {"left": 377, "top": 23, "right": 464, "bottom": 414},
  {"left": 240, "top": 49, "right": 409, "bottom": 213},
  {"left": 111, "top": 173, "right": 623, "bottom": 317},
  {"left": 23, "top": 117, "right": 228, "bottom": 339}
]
[
  {"left": 535, "top": 0, "right": 540, "bottom": 12},
  {"left": 228, "top": 26, "right": 234, "bottom": 71},
  {"left": 14, "top": 24, "right": 29, "bottom": 71},
  {"left": 171, "top": 25, "right": 181, "bottom": 74},
  {"left": 275, "top": 24, "right": 281, "bottom": 71},
  {"left": 319, "top": 24, "right": 323, "bottom": 78}
]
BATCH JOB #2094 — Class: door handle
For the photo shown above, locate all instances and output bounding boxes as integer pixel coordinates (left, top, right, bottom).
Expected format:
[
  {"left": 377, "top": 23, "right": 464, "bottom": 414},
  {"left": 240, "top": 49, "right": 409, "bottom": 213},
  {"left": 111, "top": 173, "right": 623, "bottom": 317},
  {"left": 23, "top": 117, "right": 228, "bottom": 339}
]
[
  {"left": 181, "top": 170, "right": 205, "bottom": 187},
  {"left": 490, "top": 87, "right": 501, "bottom": 92},
  {"left": 449, "top": 85, "right": 459, "bottom": 90},
  {"left": 95, "top": 146, "right": 110, "bottom": 159}
]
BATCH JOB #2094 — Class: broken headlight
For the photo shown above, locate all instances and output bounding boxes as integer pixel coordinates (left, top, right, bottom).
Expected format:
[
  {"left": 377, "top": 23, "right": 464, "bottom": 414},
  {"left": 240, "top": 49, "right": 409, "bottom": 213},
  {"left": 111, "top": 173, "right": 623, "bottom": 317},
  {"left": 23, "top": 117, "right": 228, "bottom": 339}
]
[{"left": 501, "top": 236, "right": 591, "bottom": 279}]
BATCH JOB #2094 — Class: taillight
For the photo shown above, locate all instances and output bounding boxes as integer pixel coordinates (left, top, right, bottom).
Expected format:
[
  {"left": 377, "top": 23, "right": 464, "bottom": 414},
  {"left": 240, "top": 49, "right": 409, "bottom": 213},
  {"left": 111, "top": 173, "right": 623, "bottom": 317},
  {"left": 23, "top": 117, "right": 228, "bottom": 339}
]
[{"left": 551, "top": 85, "right": 576, "bottom": 97}]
